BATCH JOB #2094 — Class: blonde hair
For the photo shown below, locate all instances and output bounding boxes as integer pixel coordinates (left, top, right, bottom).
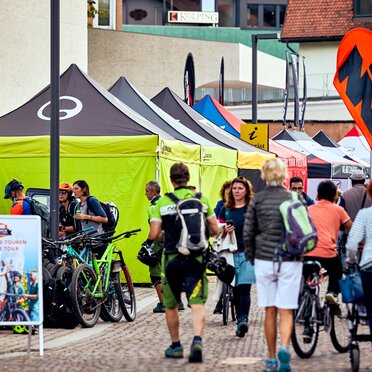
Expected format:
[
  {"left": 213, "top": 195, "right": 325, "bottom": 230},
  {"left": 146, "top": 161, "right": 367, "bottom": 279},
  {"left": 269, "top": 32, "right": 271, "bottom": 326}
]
[{"left": 261, "top": 158, "right": 287, "bottom": 186}]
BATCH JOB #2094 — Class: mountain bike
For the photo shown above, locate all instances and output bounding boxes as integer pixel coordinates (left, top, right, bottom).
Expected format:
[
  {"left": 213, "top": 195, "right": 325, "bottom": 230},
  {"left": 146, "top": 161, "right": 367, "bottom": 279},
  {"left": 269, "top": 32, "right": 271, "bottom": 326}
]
[
  {"left": 0, "top": 293, "right": 31, "bottom": 333},
  {"left": 69, "top": 229, "right": 140, "bottom": 327},
  {"left": 221, "top": 282, "right": 235, "bottom": 325},
  {"left": 291, "top": 260, "right": 349, "bottom": 358}
]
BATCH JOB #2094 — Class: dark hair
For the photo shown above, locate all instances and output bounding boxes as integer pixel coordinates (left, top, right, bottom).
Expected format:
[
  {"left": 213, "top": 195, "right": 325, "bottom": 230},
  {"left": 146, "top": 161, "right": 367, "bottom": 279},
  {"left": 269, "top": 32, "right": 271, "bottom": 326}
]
[
  {"left": 219, "top": 180, "right": 232, "bottom": 201},
  {"left": 170, "top": 163, "right": 190, "bottom": 186},
  {"left": 146, "top": 181, "right": 160, "bottom": 194},
  {"left": 317, "top": 180, "right": 337, "bottom": 202},
  {"left": 290, "top": 176, "right": 303, "bottom": 185},
  {"left": 225, "top": 176, "right": 254, "bottom": 209},
  {"left": 73, "top": 180, "right": 90, "bottom": 196}
]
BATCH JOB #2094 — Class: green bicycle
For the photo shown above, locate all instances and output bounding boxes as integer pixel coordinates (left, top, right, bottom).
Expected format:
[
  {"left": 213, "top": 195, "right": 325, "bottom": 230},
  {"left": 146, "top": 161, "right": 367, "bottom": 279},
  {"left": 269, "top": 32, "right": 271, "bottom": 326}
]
[{"left": 69, "top": 229, "right": 140, "bottom": 328}]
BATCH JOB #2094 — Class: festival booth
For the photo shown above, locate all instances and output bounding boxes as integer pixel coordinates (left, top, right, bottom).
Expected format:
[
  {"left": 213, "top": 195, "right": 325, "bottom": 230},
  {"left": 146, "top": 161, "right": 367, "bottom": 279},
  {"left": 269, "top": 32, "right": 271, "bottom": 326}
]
[
  {"left": 338, "top": 126, "right": 371, "bottom": 166},
  {"left": 192, "top": 94, "right": 274, "bottom": 191},
  {"left": 312, "top": 130, "right": 369, "bottom": 168},
  {"left": 193, "top": 95, "right": 243, "bottom": 138},
  {"left": 269, "top": 139, "right": 308, "bottom": 190},
  {"left": 109, "top": 77, "right": 238, "bottom": 208},
  {"left": 272, "top": 129, "right": 366, "bottom": 198},
  {"left": 0, "top": 64, "right": 201, "bottom": 283},
  {"left": 151, "top": 87, "right": 274, "bottom": 203}
]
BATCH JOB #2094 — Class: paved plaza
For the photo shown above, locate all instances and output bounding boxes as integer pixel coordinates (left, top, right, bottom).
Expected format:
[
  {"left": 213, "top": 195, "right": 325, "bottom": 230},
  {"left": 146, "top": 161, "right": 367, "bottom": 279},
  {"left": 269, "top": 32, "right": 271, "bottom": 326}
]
[{"left": 0, "top": 278, "right": 370, "bottom": 371}]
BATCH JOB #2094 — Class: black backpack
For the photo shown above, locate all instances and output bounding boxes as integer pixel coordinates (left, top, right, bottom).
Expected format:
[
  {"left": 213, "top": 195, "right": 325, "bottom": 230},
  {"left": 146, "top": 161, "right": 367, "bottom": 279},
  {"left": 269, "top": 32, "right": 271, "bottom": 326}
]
[
  {"left": 86, "top": 197, "right": 119, "bottom": 234},
  {"left": 166, "top": 192, "right": 209, "bottom": 255},
  {"left": 43, "top": 278, "right": 79, "bottom": 329},
  {"left": 23, "top": 197, "right": 50, "bottom": 238}
]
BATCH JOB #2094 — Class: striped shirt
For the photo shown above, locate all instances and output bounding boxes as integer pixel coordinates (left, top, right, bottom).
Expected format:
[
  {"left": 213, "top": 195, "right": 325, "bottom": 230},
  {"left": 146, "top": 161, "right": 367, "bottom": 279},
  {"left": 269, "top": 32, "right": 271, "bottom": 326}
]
[{"left": 346, "top": 206, "right": 372, "bottom": 268}]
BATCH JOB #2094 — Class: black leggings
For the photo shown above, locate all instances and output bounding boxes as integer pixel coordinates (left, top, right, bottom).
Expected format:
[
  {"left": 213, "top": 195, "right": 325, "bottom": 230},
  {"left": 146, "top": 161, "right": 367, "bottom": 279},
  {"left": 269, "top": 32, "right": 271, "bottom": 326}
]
[
  {"left": 304, "top": 256, "right": 342, "bottom": 294},
  {"left": 233, "top": 284, "right": 252, "bottom": 320}
]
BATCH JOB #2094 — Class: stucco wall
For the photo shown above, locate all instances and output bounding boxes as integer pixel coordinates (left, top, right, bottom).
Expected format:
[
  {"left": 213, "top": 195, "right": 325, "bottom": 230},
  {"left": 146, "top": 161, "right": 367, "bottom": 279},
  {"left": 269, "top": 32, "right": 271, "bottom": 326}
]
[
  {"left": 88, "top": 28, "right": 285, "bottom": 99},
  {"left": 0, "top": 0, "right": 87, "bottom": 116}
]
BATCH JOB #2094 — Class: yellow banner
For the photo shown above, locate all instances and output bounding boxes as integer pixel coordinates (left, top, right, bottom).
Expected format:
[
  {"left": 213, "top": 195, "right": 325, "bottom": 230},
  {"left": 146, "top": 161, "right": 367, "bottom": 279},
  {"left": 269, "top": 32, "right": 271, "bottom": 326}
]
[{"left": 240, "top": 124, "right": 269, "bottom": 151}]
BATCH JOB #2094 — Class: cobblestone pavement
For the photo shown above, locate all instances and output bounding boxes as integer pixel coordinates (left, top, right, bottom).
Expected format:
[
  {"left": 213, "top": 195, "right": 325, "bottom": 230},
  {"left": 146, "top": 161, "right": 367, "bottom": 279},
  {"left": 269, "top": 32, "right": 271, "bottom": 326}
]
[{"left": 0, "top": 277, "right": 370, "bottom": 371}]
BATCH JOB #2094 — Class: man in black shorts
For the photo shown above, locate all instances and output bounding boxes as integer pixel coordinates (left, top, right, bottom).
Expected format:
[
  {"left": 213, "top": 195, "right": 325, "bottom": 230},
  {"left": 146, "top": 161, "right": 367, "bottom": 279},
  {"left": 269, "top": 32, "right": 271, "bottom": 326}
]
[{"left": 148, "top": 163, "right": 218, "bottom": 363}]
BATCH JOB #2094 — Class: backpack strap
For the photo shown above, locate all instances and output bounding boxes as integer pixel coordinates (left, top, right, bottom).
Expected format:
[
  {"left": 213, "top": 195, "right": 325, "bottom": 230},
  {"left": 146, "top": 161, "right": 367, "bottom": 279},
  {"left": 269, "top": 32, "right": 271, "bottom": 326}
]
[{"left": 165, "top": 192, "right": 180, "bottom": 204}]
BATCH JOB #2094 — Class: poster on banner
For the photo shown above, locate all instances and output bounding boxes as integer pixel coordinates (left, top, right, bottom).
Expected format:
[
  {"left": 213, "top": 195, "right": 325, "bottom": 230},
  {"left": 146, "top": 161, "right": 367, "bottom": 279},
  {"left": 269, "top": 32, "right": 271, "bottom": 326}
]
[{"left": 0, "top": 215, "right": 43, "bottom": 326}]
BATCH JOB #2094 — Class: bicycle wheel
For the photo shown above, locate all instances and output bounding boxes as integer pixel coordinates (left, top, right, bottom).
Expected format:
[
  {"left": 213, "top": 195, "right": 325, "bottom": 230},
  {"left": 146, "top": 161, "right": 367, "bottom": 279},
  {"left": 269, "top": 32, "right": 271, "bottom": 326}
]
[
  {"left": 56, "top": 265, "right": 73, "bottom": 287},
  {"left": 291, "top": 291, "right": 319, "bottom": 358},
  {"left": 42, "top": 267, "right": 52, "bottom": 282},
  {"left": 230, "top": 286, "right": 236, "bottom": 322},
  {"left": 12, "top": 309, "right": 31, "bottom": 334},
  {"left": 349, "top": 343, "right": 359, "bottom": 372},
  {"left": 115, "top": 263, "right": 136, "bottom": 322},
  {"left": 70, "top": 264, "right": 101, "bottom": 328},
  {"left": 100, "top": 272, "right": 123, "bottom": 322},
  {"left": 330, "top": 301, "right": 350, "bottom": 353},
  {"left": 221, "top": 283, "right": 229, "bottom": 325}
]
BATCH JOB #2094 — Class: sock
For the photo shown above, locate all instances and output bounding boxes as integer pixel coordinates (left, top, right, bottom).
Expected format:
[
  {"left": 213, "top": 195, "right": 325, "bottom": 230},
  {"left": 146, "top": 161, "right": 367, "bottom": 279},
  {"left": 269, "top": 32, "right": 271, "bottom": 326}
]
[
  {"left": 193, "top": 336, "right": 202, "bottom": 344},
  {"left": 171, "top": 341, "right": 181, "bottom": 349}
]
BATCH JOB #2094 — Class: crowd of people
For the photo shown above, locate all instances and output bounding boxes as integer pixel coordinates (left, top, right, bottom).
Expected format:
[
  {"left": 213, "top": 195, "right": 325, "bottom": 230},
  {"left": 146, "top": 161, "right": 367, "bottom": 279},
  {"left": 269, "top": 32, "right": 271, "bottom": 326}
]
[{"left": 2, "top": 160, "right": 372, "bottom": 370}]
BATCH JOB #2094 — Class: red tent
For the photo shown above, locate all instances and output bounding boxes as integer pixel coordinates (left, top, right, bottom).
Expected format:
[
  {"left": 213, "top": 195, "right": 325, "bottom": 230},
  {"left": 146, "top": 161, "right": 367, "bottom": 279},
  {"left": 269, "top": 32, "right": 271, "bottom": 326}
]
[{"left": 269, "top": 139, "right": 308, "bottom": 191}]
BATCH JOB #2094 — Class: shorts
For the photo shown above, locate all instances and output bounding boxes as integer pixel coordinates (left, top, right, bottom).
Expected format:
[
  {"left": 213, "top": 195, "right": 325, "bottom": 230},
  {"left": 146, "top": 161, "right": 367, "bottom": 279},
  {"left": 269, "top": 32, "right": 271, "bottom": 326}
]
[
  {"left": 149, "top": 242, "right": 163, "bottom": 279},
  {"left": 254, "top": 259, "right": 303, "bottom": 309},
  {"left": 162, "top": 253, "right": 208, "bottom": 308},
  {"left": 233, "top": 252, "right": 256, "bottom": 286}
]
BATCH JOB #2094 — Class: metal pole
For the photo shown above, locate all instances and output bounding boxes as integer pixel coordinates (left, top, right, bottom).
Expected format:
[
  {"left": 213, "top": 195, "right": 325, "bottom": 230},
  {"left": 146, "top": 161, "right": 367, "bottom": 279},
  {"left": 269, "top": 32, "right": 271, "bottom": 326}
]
[
  {"left": 252, "top": 34, "right": 258, "bottom": 124},
  {"left": 251, "top": 33, "right": 279, "bottom": 124},
  {"left": 50, "top": 0, "right": 60, "bottom": 241}
]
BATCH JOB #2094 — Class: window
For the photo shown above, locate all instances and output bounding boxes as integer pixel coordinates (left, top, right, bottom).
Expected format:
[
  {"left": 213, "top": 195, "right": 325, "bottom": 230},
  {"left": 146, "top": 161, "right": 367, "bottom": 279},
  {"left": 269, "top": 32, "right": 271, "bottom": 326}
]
[
  {"left": 247, "top": 4, "right": 259, "bottom": 27},
  {"left": 217, "top": 0, "right": 236, "bottom": 27},
  {"left": 93, "top": 0, "right": 116, "bottom": 29},
  {"left": 245, "top": 1, "right": 287, "bottom": 29},
  {"left": 355, "top": 0, "right": 372, "bottom": 16}
]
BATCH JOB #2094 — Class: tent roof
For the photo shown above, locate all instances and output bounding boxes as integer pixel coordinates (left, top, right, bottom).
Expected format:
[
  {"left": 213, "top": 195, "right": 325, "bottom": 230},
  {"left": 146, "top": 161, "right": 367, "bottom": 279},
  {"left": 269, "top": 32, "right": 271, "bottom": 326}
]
[
  {"left": 269, "top": 139, "right": 307, "bottom": 162},
  {"left": 193, "top": 95, "right": 243, "bottom": 137},
  {"left": 109, "top": 77, "right": 217, "bottom": 147},
  {"left": 273, "top": 129, "right": 365, "bottom": 178},
  {"left": 151, "top": 88, "right": 270, "bottom": 154},
  {"left": 0, "top": 64, "right": 173, "bottom": 138},
  {"left": 313, "top": 130, "right": 369, "bottom": 167},
  {"left": 338, "top": 126, "right": 371, "bottom": 163}
]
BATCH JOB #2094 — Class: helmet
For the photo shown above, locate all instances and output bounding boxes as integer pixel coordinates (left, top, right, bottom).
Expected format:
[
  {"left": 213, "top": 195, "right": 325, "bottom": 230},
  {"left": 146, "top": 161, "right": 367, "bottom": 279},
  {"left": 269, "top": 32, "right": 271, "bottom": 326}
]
[
  {"left": 137, "top": 243, "right": 159, "bottom": 267},
  {"left": 4, "top": 179, "right": 24, "bottom": 199},
  {"left": 12, "top": 271, "right": 22, "bottom": 280},
  {"left": 59, "top": 182, "right": 73, "bottom": 192},
  {"left": 206, "top": 252, "right": 235, "bottom": 285}
]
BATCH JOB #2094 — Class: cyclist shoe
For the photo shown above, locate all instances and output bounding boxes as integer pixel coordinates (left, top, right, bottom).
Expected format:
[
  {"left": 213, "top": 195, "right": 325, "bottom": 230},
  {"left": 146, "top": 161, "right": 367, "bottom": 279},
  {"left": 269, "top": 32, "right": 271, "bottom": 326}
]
[
  {"left": 153, "top": 302, "right": 166, "bottom": 313},
  {"left": 188, "top": 341, "right": 203, "bottom": 363},
  {"left": 302, "top": 326, "right": 312, "bottom": 344},
  {"left": 178, "top": 301, "right": 185, "bottom": 311},
  {"left": 164, "top": 345, "right": 184, "bottom": 358},
  {"left": 277, "top": 345, "right": 291, "bottom": 372},
  {"left": 235, "top": 315, "right": 249, "bottom": 338},
  {"left": 325, "top": 292, "right": 338, "bottom": 304},
  {"left": 264, "top": 359, "right": 278, "bottom": 372}
]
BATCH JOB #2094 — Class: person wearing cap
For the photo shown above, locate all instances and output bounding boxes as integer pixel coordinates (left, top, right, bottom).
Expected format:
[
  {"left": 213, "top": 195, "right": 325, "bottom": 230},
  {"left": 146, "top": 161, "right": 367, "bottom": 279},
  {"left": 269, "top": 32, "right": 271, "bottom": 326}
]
[
  {"left": 59, "top": 182, "right": 80, "bottom": 237},
  {"left": 3, "top": 179, "right": 33, "bottom": 215},
  {"left": 340, "top": 170, "right": 372, "bottom": 222}
]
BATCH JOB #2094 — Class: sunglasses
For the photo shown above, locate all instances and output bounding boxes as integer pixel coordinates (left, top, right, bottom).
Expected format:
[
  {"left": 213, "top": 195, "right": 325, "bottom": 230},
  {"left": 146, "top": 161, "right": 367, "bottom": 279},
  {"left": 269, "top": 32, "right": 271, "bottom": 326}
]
[
  {"left": 291, "top": 187, "right": 303, "bottom": 191},
  {"left": 59, "top": 190, "right": 68, "bottom": 195}
]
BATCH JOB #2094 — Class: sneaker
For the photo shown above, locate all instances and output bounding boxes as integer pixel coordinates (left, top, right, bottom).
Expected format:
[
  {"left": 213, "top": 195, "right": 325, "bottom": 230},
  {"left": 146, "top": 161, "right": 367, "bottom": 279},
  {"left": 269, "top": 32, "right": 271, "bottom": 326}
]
[
  {"left": 153, "top": 302, "right": 166, "bottom": 313},
  {"left": 264, "top": 359, "right": 278, "bottom": 372},
  {"left": 188, "top": 341, "right": 203, "bottom": 363},
  {"left": 235, "top": 316, "right": 248, "bottom": 338},
  {"left": 325, "top": 292, "right": 337, "bottom": 305},
  {"left": 277, "top": 346, "right": 291, "bottom": 372},
  {"left": 178, "top": 301, "right": 185, "bottom": 311},
  {"left": 164, "top": 345, "right": 184, "bottom": 358}
]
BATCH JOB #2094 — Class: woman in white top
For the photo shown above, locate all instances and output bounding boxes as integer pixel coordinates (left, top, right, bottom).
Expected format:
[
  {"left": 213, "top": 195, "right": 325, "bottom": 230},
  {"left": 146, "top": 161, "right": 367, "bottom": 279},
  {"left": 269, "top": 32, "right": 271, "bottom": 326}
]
[{"left": 346, "top": 179, "right": 372, "bottom": 339}]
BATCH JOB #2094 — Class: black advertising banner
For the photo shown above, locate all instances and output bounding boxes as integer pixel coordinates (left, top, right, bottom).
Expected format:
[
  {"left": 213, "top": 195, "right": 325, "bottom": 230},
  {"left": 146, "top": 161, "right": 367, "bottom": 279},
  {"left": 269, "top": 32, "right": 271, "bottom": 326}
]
[
  {"left": 290, "top": 53, "right": 299, "bottom": 128},
  {"left": 219, "top": 57, "right": 224, "bottom": 105},
  {"left": 300, "top": 57, "right": 307, "bottom": 130},
  {"left": 183, "top": 53, "right": 195, "bottom": 106}
]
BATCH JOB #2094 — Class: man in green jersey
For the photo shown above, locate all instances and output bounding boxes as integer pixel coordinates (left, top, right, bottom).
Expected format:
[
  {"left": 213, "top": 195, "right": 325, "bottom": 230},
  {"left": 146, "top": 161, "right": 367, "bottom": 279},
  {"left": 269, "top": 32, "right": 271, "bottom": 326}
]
[{"left": 149, "top": 163, "right": 218, "bottom": 363}]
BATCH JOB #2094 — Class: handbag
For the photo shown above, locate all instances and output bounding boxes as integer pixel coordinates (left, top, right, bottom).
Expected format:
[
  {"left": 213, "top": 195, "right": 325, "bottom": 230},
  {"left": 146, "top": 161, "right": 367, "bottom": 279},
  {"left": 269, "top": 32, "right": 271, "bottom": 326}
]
[{"left": 338, "top": 268, "right": 364, "bottom": 303}]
